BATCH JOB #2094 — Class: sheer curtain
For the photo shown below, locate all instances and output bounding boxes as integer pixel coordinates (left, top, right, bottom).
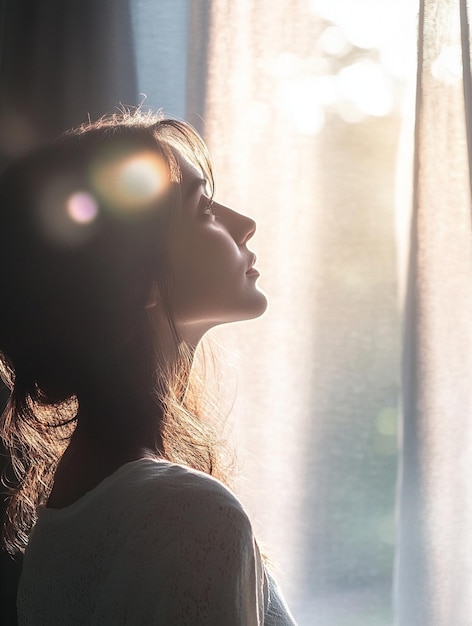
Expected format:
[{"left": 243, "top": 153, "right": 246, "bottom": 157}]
[
  {"left": 397, "top": 0, "right": 472, "bottom": 624},
  {"left": 182, "top": 3, "right": 410, "bottom": 624},
  {"left": 132, "top": 2, "right": 413, "bottom": 623}
]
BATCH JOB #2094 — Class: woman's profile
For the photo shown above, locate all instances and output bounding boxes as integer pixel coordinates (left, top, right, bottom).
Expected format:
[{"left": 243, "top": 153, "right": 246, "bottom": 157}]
[{"left": 0, "top": 111, "right": 297, "bottom": 625}]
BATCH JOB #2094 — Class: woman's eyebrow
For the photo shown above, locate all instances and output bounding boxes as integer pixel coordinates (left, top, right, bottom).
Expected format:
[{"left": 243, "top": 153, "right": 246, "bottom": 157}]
[{"left": 184, "top": 177, "right": 206, "bottom": 200}]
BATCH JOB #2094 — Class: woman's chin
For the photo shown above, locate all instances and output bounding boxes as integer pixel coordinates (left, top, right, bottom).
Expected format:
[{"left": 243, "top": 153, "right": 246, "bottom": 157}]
[
  {"left": 233, "top": 290, "right": 269, "bottom": 323},
  {"left": 251, "top": 290, "right": 268, "bottom": 318}
]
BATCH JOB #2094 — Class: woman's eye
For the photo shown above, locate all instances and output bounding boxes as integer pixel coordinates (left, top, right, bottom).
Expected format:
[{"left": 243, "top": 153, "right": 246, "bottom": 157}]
[{"left": 202, "top": 199, "right": 215, "bottom": 217}]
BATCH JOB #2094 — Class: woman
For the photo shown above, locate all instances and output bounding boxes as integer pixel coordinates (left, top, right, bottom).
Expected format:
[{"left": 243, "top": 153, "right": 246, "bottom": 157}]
[{"left": 0, "top": 111, "right": 297, "bottom": 625}]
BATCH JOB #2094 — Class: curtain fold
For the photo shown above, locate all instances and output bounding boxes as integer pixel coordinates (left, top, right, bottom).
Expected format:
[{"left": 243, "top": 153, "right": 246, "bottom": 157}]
[
  {"left": 0, "top": 0, "right": 138, "bottom": 162},
  {"left": 397, "top": 1, "right": 472, "bottom": 624}
]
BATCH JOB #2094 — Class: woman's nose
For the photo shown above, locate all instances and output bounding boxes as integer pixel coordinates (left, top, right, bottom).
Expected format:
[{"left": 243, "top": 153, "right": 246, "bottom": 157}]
[{"left": 219, "top": 204, "right": 256, "bottom": 245}]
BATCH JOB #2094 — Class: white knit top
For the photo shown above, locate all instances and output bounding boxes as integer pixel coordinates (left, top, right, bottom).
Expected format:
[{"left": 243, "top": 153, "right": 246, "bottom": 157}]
[{"left": 17, "top": 459, "right": 297, "bottom": 625}]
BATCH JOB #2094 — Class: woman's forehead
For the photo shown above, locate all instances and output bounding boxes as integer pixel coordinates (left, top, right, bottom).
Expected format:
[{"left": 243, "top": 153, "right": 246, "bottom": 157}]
[
  {"left": 177, "top": 153, "right": 205, "bottom": 183},
  {"left": 164, "top": 135, "right": 212, "bottom": 189},
  {"left": 175, "top": 154, "right": 209, "bottom": 197}
]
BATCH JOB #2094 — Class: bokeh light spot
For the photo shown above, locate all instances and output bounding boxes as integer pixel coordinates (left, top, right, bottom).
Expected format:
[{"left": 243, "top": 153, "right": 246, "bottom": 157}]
[
  {"left": 67, "top": 192, "right": 99, "bottom": 224},
  {"left": 120, "top": 157, "right": 163, "bottom": 199},
  {"left": 373, "top": 407, "right": 398, "bottom": 456},
  {"left": 319, "top": 25, "right": 352, "bottom": 57},
  {"left": 338, "top": 60, "right": 393, "bottom": 117},
  {"left": 0, "top": 111, "right": 39, "bottom": 157},
  {"left": 376, "top": 407, "right": 397, "bottom": 436},
  {"left": 38, "top": 178, "right": 98, "bottom": 247},
  {"left": 431, "top": 45, "right": 463, "bottom": 85},
  {"left": 91, "top": 150, "right": 170, "bottom": 216},
  {"left": 279, "top": 76, "right": 328, "bottom": 134}
]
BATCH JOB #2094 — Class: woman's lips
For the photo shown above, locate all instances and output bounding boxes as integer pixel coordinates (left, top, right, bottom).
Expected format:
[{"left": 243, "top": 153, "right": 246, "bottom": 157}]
[{"left": 246, "top": 267, "right": 260, "bottom": 276}]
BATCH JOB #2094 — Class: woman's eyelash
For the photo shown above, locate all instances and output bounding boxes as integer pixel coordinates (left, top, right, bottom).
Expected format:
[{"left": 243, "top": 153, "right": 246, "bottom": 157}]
[{"left": 202, "top": 199, "right": 215, "bottom": 215}]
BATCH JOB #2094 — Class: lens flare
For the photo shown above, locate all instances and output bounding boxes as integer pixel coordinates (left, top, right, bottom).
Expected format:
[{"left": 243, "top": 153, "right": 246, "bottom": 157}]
[
  {"left": 338, "top": 60, "right": 393, "bottom": 117},
  {"left": 319, "top": 26, "right": 352, "bottom": 57},
  {"left": 90, "top": 150, "right": 170, "bottom": 217},
  {"left": 67, "top": 192, "right": 99, "bottom": 224},
  {"left": 38, "top": 178, "right": 98, "bottom": 247}
]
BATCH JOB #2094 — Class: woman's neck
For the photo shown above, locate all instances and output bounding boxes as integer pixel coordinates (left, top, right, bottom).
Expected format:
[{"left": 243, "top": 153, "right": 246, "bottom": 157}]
[{"left": 72, "top": 384, "right": 164, "bottom": 455}]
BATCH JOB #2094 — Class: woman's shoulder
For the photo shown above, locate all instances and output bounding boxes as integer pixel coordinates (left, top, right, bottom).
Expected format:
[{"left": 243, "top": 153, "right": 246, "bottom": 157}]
[
  {"left": 116, "top": 461, "right": 269, "bottom": 625},
  {"left": 42, "top": 457, "right": 250, "bottom": 533},
  {"left": 122, "top": 458, "right": 251, "bottom": 529},
  {"left": 116, "top": 459, "right": 258, "bottom": 574}
]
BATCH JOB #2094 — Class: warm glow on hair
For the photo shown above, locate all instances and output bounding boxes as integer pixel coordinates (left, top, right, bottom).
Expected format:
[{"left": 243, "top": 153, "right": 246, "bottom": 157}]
[{"left": 0, "top": 110, "right": 228, "bottom": 555}]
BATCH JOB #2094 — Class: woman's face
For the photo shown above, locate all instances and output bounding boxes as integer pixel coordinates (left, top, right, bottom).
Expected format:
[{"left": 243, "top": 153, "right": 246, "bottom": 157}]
[{"left": 163, "top": 154, "right": 267, "bottom": 343}]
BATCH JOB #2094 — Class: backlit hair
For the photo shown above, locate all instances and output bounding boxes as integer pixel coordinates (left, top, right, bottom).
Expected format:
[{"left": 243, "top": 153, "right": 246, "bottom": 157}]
[{"left": 0, "top": 111, "right": 232, "bottom": 555}]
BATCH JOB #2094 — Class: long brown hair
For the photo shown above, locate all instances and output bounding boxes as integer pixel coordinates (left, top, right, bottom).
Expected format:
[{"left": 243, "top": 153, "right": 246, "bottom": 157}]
[{"left": 0, "top": 111, "right": 233, "bottom": 555}]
